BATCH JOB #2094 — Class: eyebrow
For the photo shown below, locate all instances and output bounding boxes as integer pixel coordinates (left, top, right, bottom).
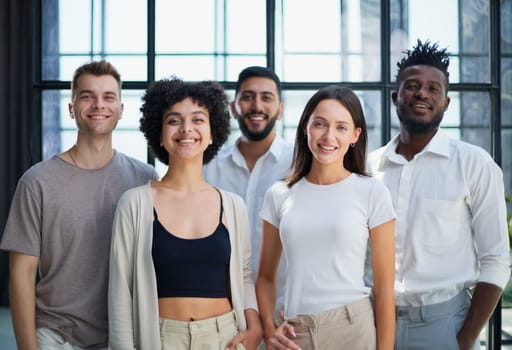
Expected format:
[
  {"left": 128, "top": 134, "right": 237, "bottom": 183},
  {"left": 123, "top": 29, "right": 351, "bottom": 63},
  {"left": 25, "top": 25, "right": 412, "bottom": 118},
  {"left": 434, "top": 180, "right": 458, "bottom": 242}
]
[
  {"left": 163, "top": 110, "right": 208, "bottom": 118},
  {"left": 240, "top": 90, "right": 276, "bottom": 96}
]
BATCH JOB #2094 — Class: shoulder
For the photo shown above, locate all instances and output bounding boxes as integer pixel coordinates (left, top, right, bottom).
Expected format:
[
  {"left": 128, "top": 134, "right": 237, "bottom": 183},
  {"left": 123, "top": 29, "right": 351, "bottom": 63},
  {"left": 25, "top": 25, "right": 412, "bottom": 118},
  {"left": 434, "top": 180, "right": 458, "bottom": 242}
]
[
  {"left": 218, "top": 189, "right": 245, "bottom": 208},
  {"left": 115, "top": 152, "right": 156, "bottom": 173},
  {"left": 117, "top": 183, "right": 152, "bottom": 208},
  {"left": 17, "top": 157, "right": 65, "bottom": 184},
  {"left": 448, "top": 138, "right": 500, "bottom": 172}
]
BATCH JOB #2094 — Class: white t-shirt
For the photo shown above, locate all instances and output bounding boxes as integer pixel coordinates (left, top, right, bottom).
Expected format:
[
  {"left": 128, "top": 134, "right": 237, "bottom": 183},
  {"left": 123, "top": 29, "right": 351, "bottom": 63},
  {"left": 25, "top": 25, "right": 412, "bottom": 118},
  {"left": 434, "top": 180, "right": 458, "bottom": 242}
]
[{"left": 261, "top": 174, "right": 395, "bottom": 318}]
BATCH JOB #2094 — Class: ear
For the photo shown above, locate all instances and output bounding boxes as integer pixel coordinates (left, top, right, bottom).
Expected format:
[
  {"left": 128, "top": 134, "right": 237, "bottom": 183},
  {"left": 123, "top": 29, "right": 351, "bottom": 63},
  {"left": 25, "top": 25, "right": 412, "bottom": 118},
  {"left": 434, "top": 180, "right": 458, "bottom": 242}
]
[
  {"left": 443, "top": 95, "right": 451, "bottom": 112},
  {"left": 353, "top": 127, "right": 362, "bottom": 144},
  {"left": 68, "top": 102, "right": 74, "bottom": 118},
  {"left": 277, "top": 102, "right": 284, "bottom": 121},
  {"left": 119, "top": 103, "right": 124, "bottom": 119},
  {"left": 391, "top": 91, "right": 398, "bottom": 106},
  {"left": 230, "top": 101, "right": 238, "bottom": 119}
]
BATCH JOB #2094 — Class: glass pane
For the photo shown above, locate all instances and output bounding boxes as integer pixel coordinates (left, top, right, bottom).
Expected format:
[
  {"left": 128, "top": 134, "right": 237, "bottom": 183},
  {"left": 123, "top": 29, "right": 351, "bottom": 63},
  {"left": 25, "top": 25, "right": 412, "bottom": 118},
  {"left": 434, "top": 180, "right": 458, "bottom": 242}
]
[
  {"left": 226, "top": 0, "right": 266, "bottom": 53},
  {"left": 277, "top": 0, "right": 381, "bottom": 82},
  {"left": 105, "top": 0, "right": 147, "bottom": 53},
  {"left": 155, "top": 0, "right": 216, "bottom": 53},
  {"left": 155, "top": 56, "right": 217, "bottom": 81},
  {"left": 389, "top": 0, "right": 489, "bottom": 83}
]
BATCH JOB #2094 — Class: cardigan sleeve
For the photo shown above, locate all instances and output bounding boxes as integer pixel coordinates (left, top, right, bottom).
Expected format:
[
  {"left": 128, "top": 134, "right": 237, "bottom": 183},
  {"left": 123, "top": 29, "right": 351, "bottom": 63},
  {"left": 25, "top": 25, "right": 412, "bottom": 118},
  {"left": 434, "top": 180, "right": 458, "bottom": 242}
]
[
  {"left": 108, "top": 191, "right": 138, "bottom": 350},
  {"left": 232, "top": 193, "right": 259, "bottom": 312}
]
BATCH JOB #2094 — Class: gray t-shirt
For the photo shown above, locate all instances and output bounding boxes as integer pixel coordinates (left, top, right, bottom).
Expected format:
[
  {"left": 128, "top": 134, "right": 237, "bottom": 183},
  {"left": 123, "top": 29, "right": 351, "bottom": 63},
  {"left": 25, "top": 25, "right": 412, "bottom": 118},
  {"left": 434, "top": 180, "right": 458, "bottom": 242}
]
[{"left": 0, "top": 151, "right": 158, "bottom": 349}]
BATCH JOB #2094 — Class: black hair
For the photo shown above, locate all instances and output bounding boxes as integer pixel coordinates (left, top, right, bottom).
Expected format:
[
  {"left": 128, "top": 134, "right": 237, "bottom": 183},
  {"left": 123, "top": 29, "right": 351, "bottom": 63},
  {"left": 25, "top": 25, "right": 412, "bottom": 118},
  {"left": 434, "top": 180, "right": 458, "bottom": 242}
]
[
  {"left": 139, "top": 77, "right": 230, "bottom": 165},
  {"left": 286, "top": 85, "right": 368, "bottom": 187},
  {"left": 396, "top": 39, "right": 450, "bottom": 87},
  {"left": 235, "top": 66, "right": 282, "bottom": 99}
]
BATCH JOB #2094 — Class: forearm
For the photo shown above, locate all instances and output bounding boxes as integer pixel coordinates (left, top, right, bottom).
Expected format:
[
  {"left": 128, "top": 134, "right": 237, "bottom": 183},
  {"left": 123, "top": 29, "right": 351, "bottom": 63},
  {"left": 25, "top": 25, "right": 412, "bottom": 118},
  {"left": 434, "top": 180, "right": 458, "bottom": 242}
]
[
  {"left": 457, "top": 282, "right": 503, "bottom": 350},
  {"left": 373, "top": 290, "right": 395, "bottom": 350},
  {"left": 255, "top": 277, "right": 277, "bottom": 338},
  {"left": 9, "top": 254, "right": 38, "bottom": 350}
]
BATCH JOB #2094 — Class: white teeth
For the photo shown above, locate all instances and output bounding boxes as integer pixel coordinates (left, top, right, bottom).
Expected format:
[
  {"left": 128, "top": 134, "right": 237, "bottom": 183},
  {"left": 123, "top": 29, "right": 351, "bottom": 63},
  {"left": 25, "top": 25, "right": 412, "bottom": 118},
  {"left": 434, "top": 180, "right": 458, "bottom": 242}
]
[
  {"left": 320, "top": 145, "right": 336, "bottom": 151},
  {"left": 90, "top": 115, "right": 107, "bottom": 119},
  {"left": 178, "top": 139, "right": 195, "bottom": 144},
  {"left": 249, "top": 116, "right": 264, "bottom": 121}
]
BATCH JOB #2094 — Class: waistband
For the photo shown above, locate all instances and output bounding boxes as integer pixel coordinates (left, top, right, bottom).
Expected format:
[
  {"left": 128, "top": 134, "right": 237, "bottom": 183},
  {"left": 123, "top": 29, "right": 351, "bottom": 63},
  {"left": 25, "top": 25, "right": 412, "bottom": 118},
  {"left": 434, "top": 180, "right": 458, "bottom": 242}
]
[
  {"left": 159, "top": 310, "right": 237, "bottom": 334},
  {"left": 285, "top": 297, "right": 373, "bottom": 326},
  {"left": 395, "top": 290, "right": 470, "bottom": 321}
]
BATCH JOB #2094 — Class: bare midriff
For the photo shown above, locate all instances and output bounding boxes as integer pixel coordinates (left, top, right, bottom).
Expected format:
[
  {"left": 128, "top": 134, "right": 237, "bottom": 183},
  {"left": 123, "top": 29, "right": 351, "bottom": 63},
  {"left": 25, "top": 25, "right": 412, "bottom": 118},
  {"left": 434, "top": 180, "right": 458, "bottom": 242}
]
[{"left": 158, "top": 297, "right": 232, "bottom": 321}]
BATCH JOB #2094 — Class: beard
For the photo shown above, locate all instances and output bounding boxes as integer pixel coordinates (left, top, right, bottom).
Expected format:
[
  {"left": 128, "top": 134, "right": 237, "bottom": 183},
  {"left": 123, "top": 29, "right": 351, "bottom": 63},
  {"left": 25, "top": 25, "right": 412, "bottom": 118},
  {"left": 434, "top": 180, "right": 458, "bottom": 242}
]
[
  {"left": 397, "top": 105, "right": 444, "bottom": 134},
  {"left": 236, "top": 112, "right": 279, "bottom": 141}
]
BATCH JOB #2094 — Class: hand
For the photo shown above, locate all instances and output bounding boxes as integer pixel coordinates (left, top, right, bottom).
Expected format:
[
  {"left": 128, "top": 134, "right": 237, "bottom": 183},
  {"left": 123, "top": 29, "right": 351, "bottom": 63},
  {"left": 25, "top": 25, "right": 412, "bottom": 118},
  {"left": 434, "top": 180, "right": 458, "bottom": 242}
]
[
  {"left": 264, "top": 322, "right": 301, "bottom": 350},
  {"left": 225, "top": 327, "right": 262, "bottom": 350}
]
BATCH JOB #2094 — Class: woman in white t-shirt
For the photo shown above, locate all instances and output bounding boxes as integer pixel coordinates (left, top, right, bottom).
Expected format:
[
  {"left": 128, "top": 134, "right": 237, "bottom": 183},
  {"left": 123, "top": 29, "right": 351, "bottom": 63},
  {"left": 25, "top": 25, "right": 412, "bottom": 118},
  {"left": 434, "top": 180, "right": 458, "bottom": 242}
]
[{"left": 256, "top": 85, "right": 396, "bottom": 350}]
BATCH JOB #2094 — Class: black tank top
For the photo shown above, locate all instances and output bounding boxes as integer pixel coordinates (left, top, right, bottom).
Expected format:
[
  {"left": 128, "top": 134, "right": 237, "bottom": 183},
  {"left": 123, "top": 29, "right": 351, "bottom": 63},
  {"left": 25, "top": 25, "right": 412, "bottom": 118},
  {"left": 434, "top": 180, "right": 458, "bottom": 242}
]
[{"left": 152, "top": 191, "right": 231, "bottom": 298}]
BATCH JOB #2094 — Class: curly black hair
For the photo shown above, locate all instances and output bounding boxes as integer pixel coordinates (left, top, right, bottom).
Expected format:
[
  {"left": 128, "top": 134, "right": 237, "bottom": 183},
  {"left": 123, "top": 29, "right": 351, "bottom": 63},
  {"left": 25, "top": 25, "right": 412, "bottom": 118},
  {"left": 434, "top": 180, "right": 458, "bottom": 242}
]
[
  {"left": 396, "top": 39, "right": 450, "bottom": 87},
  {"left": 139, "top": 77, "right": 230, "bottom": 165}
]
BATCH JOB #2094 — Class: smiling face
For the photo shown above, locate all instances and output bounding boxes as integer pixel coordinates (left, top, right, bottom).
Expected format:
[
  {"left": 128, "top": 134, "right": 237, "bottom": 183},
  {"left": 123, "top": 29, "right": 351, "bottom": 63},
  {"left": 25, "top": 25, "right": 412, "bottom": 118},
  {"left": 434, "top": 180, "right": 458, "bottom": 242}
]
[
  {"left": 161, "top": 97, "right": 211, "bottom": 163},
  {"left": 232, "top": 76, "right": 283, "bottom": 141},
  {"left": 393, "top": 64, "right": 450, "bottom": 134},
  {"left": 69, "top": 74, "right": 123, "bottom": 137},
  {"left": 306, "top": 99, "right": 361, "bottom": 167}
]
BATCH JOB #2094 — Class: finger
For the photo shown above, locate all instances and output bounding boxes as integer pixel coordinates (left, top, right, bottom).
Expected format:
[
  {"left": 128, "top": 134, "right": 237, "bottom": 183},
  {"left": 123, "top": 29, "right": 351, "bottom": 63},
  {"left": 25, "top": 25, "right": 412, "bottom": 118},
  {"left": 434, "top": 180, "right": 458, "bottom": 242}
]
[{"left": 225, "top": 332, "right": 245, "bottom": 350}]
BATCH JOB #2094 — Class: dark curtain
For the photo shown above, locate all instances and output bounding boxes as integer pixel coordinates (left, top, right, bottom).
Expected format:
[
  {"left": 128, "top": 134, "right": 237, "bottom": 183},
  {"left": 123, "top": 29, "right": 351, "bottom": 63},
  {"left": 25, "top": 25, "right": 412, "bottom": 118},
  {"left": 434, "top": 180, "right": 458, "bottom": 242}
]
[{"left": 0, "top": 0, "right": 37, "bottom": 306}]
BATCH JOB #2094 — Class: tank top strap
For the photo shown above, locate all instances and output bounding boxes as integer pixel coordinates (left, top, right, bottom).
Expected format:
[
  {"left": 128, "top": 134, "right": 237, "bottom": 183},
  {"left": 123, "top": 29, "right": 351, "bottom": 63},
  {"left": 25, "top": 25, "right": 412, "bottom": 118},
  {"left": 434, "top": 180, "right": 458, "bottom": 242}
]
[
  {"left": 153, "top": 207, "right": 158, "bottom": 220},
  {"left": 214, "top": 188, "right": 223, "bottom": 223}
]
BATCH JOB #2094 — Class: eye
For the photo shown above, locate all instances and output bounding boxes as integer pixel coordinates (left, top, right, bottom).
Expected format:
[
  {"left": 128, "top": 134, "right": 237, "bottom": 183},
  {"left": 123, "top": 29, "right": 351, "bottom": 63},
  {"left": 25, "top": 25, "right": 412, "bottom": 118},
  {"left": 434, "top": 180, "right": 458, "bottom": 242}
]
[
  {"left": 337, "top": 125, "right": 348, "bottom": 131},
  {"left": 80, "top": 94, "right": 92, "bottom": 100},
  {"left": 241, "top": 94, "right": 254, "bottom": 101},
  {"left": 105, "top": 95, "right": 117, "bottom": 101},
  {"left": 167, "top": 118, "right": 181, "bottom": 125},
  {"left": 193, "top": 117, "right": 205, "bottom": 123},
  {"left": 313, "top": 121, "right": 325, "bottom": 128}
]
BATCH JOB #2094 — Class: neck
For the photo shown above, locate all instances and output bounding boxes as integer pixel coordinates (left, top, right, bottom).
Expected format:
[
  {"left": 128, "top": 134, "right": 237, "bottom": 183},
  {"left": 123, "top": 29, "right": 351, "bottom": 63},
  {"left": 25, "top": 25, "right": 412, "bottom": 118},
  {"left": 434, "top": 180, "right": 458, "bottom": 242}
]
[
  {"left": 68, "top": 136, "right": 115, "bottom": 169},
  {"left": 397, "top": 127, "right": 438, "bottom": 161},
  {"left": 306, "top": 161, "right": 351, "bottom": 185},
  {"left": 160, "top": 158, "right": 207, "bottom": 192},
  {"left": 237, "top": 132, "right": 276, "bottom": 172}
]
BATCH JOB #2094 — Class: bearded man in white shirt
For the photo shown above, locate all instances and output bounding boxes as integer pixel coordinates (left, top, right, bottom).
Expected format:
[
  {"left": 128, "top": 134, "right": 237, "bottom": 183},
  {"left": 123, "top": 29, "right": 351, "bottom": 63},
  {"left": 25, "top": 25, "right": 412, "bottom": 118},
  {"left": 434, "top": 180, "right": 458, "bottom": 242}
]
[
  {"left": 368, "top": 39, "right": 510, "bottom": 350},
  {"left": 204, "top": 66, "right": 294, "bottom": 320}
]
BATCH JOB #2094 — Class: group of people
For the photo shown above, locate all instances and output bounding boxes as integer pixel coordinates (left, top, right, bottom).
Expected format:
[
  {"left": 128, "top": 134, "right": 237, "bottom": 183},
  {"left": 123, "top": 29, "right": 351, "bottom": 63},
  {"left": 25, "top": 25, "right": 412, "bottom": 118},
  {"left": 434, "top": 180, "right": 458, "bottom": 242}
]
[{"left": 0, "top": 39, "right": 509, "bottom": 350}]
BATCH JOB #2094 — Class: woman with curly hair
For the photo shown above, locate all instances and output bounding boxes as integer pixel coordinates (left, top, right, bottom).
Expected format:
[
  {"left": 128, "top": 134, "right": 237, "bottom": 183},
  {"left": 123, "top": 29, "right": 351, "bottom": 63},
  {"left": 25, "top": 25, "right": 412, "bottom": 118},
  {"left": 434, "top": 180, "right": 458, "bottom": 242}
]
[{"left": 108, "top": 77, "right": 262, "bottom": 350}]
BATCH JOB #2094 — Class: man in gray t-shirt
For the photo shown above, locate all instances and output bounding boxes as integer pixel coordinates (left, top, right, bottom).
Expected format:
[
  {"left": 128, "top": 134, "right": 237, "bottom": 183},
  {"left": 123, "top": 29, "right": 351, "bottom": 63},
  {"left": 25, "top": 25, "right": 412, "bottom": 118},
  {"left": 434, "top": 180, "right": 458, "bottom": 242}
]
[{"left": 0, "top": 60, "right": 157, "bottom": 350}]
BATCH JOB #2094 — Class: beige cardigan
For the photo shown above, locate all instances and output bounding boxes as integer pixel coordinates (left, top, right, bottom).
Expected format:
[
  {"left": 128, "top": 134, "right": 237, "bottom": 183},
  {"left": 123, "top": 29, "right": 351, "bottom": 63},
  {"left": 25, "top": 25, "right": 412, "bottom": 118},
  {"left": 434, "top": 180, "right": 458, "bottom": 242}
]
[{"left": 108, "top": 182, "right": 258, "bottom": 349}]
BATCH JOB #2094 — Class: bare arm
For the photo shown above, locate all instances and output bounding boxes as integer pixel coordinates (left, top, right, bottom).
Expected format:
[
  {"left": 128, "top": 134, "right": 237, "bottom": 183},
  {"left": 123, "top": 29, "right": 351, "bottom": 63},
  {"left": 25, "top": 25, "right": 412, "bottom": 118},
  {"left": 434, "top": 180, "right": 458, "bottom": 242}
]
[
  {"left": 457, "top": 282, "right": 503, "bottom": 350},
  {"left": 9, "top": 252, "right": 39, "bottom": 350},
  {"left": 226, "top": 308, "right": 263, "bottom": 350},
  {"left": 256, "top": 220, "right": 299, "bottom": 350},
  {"left": 370, "top": 219, "right": 396, "bottom": 350}
]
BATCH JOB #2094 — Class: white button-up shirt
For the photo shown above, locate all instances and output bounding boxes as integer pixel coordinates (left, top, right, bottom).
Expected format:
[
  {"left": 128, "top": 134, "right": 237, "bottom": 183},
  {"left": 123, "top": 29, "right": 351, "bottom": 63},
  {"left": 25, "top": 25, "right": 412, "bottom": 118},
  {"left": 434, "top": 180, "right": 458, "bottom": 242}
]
[
  {"left": 204, "top": 135, "right": 294, "bottom": 312},
  {"left": 368, "top": 130, "right": 510, "bottom": 306}
]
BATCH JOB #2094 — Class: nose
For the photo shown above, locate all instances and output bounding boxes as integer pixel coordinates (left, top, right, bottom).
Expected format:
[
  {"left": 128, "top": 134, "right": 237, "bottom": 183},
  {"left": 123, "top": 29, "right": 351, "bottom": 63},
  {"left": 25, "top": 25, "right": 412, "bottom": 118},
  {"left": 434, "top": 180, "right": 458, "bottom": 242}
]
[
  {"left": 251, "top": 96, "right": 263, "bottom": 112},
  {"left": 179, "top": 121, "right": 192, "bottom": 133},
  {"left": 414, "top": 85, "right": 428, "bottom": 98},
  {"left": 92, "top": 97, "right": 106, "bottom": 109}
]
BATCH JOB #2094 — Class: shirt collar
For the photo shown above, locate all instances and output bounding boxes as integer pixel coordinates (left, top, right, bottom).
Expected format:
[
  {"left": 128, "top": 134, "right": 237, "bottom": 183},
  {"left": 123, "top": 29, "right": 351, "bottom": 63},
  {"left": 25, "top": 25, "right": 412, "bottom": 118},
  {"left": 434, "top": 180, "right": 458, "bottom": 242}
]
[
  {"left": 380, "top": 129, "right": 451, "bottom": 166},
  {"left": 231, "top": 134, "right": 288, "bottom": 165}
]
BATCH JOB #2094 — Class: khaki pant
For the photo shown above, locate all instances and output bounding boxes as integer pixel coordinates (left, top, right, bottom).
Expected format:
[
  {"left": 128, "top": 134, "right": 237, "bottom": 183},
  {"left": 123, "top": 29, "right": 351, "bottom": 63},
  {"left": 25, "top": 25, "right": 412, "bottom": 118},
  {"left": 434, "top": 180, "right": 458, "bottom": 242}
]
[
  {"left": 160, "top": 310, "right": 245, "bottom": 350},
  {"left": 281, "top": 297, "right": 376, "bottom": 350}
]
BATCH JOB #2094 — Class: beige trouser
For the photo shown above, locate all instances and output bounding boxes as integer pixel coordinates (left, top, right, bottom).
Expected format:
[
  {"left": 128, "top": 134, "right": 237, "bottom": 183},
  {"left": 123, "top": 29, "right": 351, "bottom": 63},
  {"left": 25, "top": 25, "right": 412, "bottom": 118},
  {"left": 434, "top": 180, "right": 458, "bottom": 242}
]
[
  {"left": 160, "top": 310, "right": 245, "bottom": 350},
  {"left": 281, "top": 297, "right": 376, "bottom": 350}
]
